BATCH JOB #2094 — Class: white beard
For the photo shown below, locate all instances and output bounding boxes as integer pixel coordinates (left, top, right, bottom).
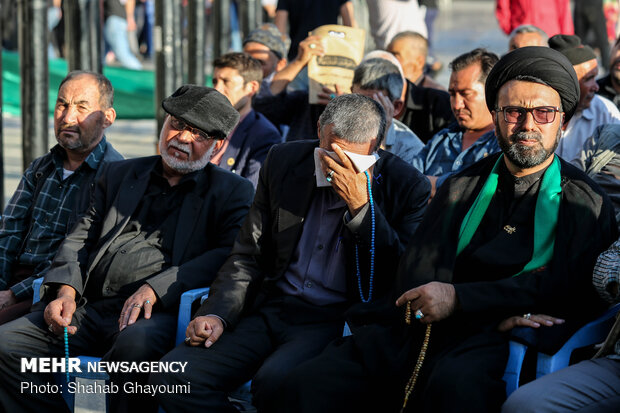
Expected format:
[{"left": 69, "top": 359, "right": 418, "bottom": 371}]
[{"left": 159, "top": 137, "right": 214, "bottom": 174}]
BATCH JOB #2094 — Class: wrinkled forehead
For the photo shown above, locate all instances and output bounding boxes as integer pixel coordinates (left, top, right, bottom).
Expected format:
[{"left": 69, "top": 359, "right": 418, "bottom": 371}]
[{"left": 496, "top": 79, "right": 562, "bottom": 107}]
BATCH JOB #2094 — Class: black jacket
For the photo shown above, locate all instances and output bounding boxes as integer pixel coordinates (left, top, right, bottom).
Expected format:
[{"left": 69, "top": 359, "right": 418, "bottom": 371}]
[
  {"left": 196, "top": 140, "right": 431, "bottom": 327},
  {"left": 42, "top": 156, "right": 254, "bottom": 309}
]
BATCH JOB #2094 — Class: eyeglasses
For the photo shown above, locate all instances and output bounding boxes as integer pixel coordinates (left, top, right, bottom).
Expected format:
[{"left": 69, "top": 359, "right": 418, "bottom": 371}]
[
  {"left": 496, "top": 106, "right": 561, "bottom": 124},
  {"left": 168, "top": 117, "right": 211, "bottom": 142}
]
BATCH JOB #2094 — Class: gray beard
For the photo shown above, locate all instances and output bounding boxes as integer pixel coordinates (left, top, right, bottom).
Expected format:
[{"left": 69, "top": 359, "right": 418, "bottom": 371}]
[
  {"left": 498, "top": 128, "right": 561, "bottom": 169},
  {"left": 159, "top": 139, "right": 213, "bottom": 174}
]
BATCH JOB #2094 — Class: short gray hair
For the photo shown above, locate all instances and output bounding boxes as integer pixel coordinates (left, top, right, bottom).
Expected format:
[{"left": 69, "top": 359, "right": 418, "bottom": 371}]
[
  {"left": 353, "top": 58, "right": 403, "bottom": 102},
  {"left": 319, "top": 94, "right": 386, "bottom": 145},
  {"left": 509, "top": 24, "right": 548, "bottom": 42}
]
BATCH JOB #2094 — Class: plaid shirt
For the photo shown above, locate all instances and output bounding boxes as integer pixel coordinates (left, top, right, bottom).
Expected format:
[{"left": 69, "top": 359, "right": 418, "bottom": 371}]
[
  {"left": 593, "top": 238, "right": 620, "bottom": 305},
  {"left": 0, "top": 139, "right": 108, "bottom": 299}
]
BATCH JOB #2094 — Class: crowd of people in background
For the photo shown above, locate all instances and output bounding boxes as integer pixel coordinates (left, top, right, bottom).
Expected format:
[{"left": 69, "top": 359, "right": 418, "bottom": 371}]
[{"left": 2, "top": 1, "right": 620, "bottom": 413}]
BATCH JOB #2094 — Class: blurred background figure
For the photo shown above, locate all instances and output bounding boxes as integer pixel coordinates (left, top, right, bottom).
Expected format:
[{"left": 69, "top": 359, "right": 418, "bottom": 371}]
[
  {"left": 597, "top": 36, "right": 620, "bottom": 109},
  {"left": 365, "top": 0, "right": 427, "bottom": 50},
  {"left": 275, "top": 0, "right": 357, "bottom": 61},
  {"left": 574, "top": 0, "right": 611, "bottom": 71},
  {"left": 495, "top": 0, "right": 573, "bottom": 38},
  {"left": 262, "top": 0, "right": 277, "bottom": 22},
  {"left": 508, "top": 24, "right": 547, "bottom": 51},
  {"left": 103, "top": 0, "right": 143, "bottom": 70}
]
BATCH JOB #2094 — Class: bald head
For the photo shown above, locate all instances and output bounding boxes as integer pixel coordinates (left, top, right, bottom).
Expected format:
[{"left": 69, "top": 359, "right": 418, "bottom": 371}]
[{"left": 387, "top": 31, "right": 428, "bottom": 84}]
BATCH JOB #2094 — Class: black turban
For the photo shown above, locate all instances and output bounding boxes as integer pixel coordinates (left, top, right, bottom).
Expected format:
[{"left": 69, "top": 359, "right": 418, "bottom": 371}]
[{"left": 485, "top": 46, "right": 580, "bottom": 122}]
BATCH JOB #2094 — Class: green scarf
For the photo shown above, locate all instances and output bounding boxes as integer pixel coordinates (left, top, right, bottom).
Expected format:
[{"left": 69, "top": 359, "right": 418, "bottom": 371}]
[{"left": 456, "top": 155, "right": 562, "bottom": 276}]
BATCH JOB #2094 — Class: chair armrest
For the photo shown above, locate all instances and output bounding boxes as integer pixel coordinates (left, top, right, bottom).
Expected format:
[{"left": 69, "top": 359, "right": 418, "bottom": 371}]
[
  {"left": 503, "top": 340, "right": 527, "bottom": 396},
  {"left": 536, "top": 303, "right": 620, "bottom": 378},
  {"left": 32, "top": 277, "right": 44, "bottom": 304},
  {"left": 175, "top": 287, "right": 210, "bottom": 345}
]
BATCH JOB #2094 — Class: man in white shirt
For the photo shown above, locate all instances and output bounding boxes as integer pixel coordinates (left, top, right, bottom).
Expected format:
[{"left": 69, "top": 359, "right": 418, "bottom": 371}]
[{"left": 549, "top": 34, "right": 620, "bottom": 162}]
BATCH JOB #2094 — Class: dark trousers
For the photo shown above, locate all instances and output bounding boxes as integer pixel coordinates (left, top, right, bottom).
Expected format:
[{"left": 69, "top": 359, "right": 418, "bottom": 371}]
[
  {"left": 574, "top": 0, "right": 610, "bottom": 70},
  {"left": 151, "top": 295, "right": 345, "bottom": 413},
  {"left": 0, "top": 298, "right": 176, "bottom": 413},
  {"left": 276, "top": 326, "right": 509, "bottom": 413},
  {"left": 0, "top": 264, "right": 36, "bottom": 326},
  {"left": 0, "top": 298, "right": 32, "bottom": 325}
]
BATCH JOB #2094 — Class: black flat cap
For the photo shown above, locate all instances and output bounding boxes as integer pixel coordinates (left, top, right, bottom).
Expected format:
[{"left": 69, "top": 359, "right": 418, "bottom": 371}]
[
  {"left": 162, "top": 85, "right": 240, "bottom": 140},
  {"left": 485, "top": 46, "right": 580, "bottom": 122}
]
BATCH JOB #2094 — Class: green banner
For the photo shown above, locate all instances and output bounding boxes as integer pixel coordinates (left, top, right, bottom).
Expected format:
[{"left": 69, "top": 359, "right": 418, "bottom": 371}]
[{"left": 1, "top": 51, "right": 209, "bottom": 119}]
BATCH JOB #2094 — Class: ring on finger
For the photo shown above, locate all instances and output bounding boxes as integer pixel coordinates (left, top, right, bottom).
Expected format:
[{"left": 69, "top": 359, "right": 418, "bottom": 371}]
[
  {"left": 144, "top": 300, "right": 151, "bottom": 305},
  {"left": 133, "top": 304, "right": 142, "bottom": 309},
  {"left": 414, "top": 309, "right": 424, "bottom": 319},
  {"left": 329, "top": 93, "right": 336, "bottom": 99},
  {"left": 326, "top": 170, "right": 335, "bottom": 183},
  {"left": 48, "top": 324, "right": 54, "bottom": 333},
  {"left": 523, "top": 313, "right": 531, "bottom": 320},
  {"left": 309, "top": 43, "right": 316, "bottom": 49},
  {"left": 184, "top": 336, "right": 191, "bottom": 344}
]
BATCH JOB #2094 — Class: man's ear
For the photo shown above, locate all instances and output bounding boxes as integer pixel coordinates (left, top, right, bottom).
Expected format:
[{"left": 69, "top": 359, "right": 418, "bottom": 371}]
[
  {"left": 276, "top": 58, "right": 287, "bottom": 72},
  {"left": 245, "top": 80, "right": 261, "bottom": 97},
  {"left": 393, "top": 99, "right": 405, "bottom": 119},
  {"left": 210, "top": 139, "right": 227, "bottom": 159},
  {"left": 103, "top": 107, "right": 117, "bottom": 129}
]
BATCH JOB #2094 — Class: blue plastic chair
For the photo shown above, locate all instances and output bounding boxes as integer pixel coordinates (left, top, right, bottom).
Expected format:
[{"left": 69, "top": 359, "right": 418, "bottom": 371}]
[
  {"left": 503, "top": 303, "right": 620, "bottom": 396},
  {"left": 32, "top": 280, "right": 213, "bottom": 413},
  {"left": 32, "top": 277, "right": 43, "bottom": 304}
]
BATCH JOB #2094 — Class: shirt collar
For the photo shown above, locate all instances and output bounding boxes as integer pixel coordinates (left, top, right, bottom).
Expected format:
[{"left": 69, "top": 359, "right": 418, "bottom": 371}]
[
  {"left": 51, "top": 136, "right": 108, "bottom": 172},
  {"left": 153, "top": 158, "right": 202, "bottom": 188}
]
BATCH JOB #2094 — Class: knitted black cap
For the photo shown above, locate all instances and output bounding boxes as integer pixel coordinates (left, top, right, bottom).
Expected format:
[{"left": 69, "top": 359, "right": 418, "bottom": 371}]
[{"left": 548, "top": 34, "right": 597, "bottom": 66}]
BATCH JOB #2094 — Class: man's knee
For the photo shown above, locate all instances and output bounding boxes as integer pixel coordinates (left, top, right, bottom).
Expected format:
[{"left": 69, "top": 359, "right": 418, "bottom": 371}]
[
  {"left": 501, "top": 386, "right": 541, "bottom": 413},
  {"left": 108, "top": 319, "right": 174, "bottom": 361},
  {"left": 0, "top": 316, "right": 41, "bottom": 359}
]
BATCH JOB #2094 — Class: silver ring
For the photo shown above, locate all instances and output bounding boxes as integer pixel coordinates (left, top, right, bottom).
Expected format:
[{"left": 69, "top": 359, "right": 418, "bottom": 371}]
[
  {"left": 523, "top": 313, "right": 531, "bottom": 320},
  {"left": 329, "top": 93, "right": 336, "bottom": 99},
  {"left": 415, "top": 309, "right": 424, "bottom": 319},
  {"left": 184, "top": 336, "right": 191, "bottom": 343},
  {"left": 144, "top": 300, "right": 151, "bottom": 305},
  {"left": 48, "top": 324, "right": 54, "bottom": 333},
  {"left": 326, "top": 170, "right": 334, "bottom": 183},
  {"left": 133, "top": 304, "right": 142, "bottom": 309},
  {"left": 309, "top": 43, "right": 316, "bottom": 49}
]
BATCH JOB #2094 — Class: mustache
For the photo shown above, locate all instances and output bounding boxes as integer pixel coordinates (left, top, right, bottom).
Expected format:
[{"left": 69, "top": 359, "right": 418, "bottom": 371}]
[
  {"left": 510, "top": 131, "right": 543, "bottom": 143},
  {"left": 58, "top": 124, "right": 80, "bottom": 133},
  {"left": 167, "top": 140, "right": 192, "bottom": 155}
]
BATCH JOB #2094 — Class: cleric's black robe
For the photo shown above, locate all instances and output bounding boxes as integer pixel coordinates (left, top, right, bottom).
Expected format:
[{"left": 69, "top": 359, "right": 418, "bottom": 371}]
[{"left": 342, "top": 153, "right": 618, "bottom": 412}]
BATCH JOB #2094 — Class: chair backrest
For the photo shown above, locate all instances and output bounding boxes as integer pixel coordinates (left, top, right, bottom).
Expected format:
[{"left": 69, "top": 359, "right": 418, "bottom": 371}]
[{"left": 503, "top": 302, "right": 620, "bottom": 396}]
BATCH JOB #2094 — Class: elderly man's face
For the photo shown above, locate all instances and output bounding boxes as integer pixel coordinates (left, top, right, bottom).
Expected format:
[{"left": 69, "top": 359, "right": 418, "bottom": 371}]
[
  {"left": 158, "top": 115, "right": 224, "bottom": 174},
  {"left": 494, "top": 80, "right": 563, "bottom": 172},
  {"left": 54, "top": 74, "right": 115, "bottom": 154},
  {"left": 449, "top": 62, "right": 493, "bottom": 131},
  {"left": 243, "top": 42, "right": 282, "bottom": 79},
  {"left": 574, "top": 58, "right": 599, "bottom": 111},
  {"left": 508, "top": 32, "right": 545, "bottom": 51}
]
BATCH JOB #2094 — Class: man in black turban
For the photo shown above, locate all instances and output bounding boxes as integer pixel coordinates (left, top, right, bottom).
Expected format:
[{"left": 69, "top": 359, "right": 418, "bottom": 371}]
[
  {"left": 0, "top": 85, "right": 255, "bottom": 413},
  {"left": 271, "top": 46, "right": 618, "bottom": 413}
]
